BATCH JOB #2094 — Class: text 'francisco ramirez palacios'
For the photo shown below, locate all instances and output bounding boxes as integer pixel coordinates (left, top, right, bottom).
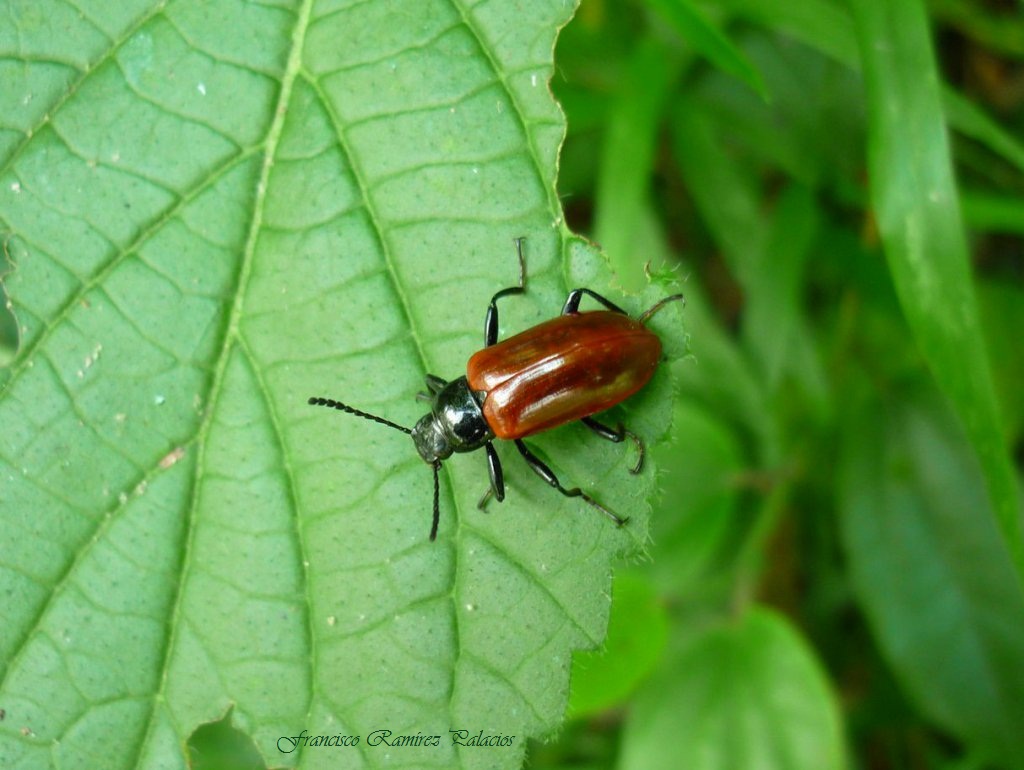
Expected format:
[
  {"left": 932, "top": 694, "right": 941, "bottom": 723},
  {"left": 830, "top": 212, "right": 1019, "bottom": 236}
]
[{"left": 277, "top": 729, "right": 516, "bottom": 753}]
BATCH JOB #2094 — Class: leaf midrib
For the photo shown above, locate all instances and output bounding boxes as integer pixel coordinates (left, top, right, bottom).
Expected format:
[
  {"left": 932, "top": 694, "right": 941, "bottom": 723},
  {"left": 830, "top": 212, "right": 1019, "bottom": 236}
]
[{"left": 135, "top": 0, "right": 318, "bottom": 761}]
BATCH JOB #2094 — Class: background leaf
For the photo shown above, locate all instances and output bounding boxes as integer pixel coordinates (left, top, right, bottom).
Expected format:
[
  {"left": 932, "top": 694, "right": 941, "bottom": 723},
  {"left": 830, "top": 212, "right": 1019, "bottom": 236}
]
[
  {"left": 840, "top": 389, "right": 1024, "bottom": 767},
  {"left": 529, "top": 0, "right": 1024, "bottom": 768},
  {"left": 0, "top": 2, "right": 685, "bottom": 768},
  {"left": 618, "top": 608, "right": 845, "bottom": 770},
  {"left": 848, "top": 0, "right": 1024, "bottom": 586}
]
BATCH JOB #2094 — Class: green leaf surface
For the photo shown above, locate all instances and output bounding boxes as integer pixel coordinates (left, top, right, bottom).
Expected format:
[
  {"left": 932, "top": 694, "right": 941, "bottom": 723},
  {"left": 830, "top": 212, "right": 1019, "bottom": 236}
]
[
  {"left": 977, "top": 281, "right": 1024, "bottom": 443},
  {"left": 670, "top": 274, "right": 774, "bottom": 463},
  {"left": 645, "top": 0, "right": 767, "bottom": 99},
  {"left": 839, "top": 392, "right": 1024, "bottom": 767},
  {"left": 711, "top": 0, "right": 1024, "bottom": 177},
  {"left": 691, "top": 29, "right": 865, "bottom": 192},
  {"left": 618, "top": 607, "right": 846, "bottom": 770},
  {"left": 669, "top": 93, "right": 766, "bottom": 292},
  {"left": 566, "top": 573, "right": 668, "bottom": 719},
  {"left": 645, "top": 398, "right": 742, "bottom": 596},
  {"left": 961, "top": 192, "right": 1024, "bottom": 235},
  {"left": 848, "top": 0, "right": 1024, "bottom": 586},
  {"left": 593, "top": 38, "right": 682, "bottom": 291},
  {"left": 744, "top": 183, "right": 822, "bottom": 399},
  {"left": 0, "top": 2, "right": 685, "bottom": 768}
]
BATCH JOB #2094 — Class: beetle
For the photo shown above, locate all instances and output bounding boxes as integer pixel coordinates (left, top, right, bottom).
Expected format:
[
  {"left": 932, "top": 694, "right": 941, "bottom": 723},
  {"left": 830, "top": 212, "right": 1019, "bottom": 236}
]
[{"left": 308, "top": 238, "right": 683, "bottom": 541}]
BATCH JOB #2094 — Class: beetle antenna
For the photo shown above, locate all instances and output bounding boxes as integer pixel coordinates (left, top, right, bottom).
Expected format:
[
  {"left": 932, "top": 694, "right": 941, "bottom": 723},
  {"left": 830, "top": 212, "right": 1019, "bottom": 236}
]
[
  {"left": 637, "top": 294, "right": 685, "bottom": 325},
  {"left": 307, "top": 396, "right": 413, "bottom": 435},
  {"left": 430, "top": 461, "right": 441, "bottom": 541}
]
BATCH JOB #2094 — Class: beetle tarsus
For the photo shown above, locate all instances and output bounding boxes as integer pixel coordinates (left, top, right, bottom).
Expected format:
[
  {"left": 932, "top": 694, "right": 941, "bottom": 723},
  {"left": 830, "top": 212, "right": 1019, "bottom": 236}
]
[
  {"left": 477, "top": 487, "right": 493, "bottom": 511},
  {"left": 625, "top": 430, "right": 644, "bottom": 474},
  {"left": 484, "top": 441, "right": 505, "bottom": 502},
  {"left": 418, "top": 375, "right": 447, "bottom": 403},
  {"left": 424, "top": 374, "right": 447, "bottom": 393},
  {"left": 637, "top": 294, "right": 685, "bottom": 325},
  {"left": 580, "top": 416, "right": 645, "bottom": 474},
  {"left": 483, "top": 237, "right": 528, "bottom": 346},
  {"left": 514, "top": 439, "right": 628, "bottom": 527}
]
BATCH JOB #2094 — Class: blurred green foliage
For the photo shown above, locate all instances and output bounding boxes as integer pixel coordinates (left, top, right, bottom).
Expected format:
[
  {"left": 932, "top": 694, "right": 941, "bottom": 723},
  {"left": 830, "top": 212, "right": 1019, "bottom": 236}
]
[{"left": 529, "top": 0, "right": 1024, "bottom": 768}]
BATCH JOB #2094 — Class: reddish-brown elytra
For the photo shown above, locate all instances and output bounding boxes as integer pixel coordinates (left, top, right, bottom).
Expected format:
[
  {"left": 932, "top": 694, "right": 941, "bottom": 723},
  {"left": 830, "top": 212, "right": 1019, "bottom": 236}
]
[
  {"left": 467, "top": 311, "right": 663, "bottom": 440},
  {"left": 309, "top": 238, "right": 683, "bottom": 541}
]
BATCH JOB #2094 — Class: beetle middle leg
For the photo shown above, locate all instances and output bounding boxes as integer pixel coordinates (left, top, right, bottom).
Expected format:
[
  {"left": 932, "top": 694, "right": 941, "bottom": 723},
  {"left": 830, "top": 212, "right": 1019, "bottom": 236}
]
[
  {"left": 514, "top": 439, "right": 628, "bottom": 526},
  {"left": 483, "top": 237, "right": 527, "bottom": 346},
  {"left": 580, "top": 416, "right": 645, "bottom": 474},
  {"left": 482, "top": 441, "right": 505, "bottom": 505}
]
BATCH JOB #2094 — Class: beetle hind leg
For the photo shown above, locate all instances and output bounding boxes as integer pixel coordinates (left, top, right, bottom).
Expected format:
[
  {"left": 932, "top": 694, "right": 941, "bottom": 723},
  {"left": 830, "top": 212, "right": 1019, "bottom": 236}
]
[
  {"left": 637, "top": 294, "right": 685, "bottom": 325},
  {"left": 562, "top": 288, "right": 628, "bottom": 316},
  {"left": 514, "top": 439, "right": 628, "bottom": 527},
  {"left": 580, "top": 416, "right": 645, "bottom": 474}
]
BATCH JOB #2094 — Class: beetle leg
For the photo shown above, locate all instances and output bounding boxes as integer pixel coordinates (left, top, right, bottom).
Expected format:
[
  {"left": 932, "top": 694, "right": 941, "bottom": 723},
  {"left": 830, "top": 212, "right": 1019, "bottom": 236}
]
[
  {"left": 418, "top": 373, "right": 447, "bottom": 402},
  {"left": 484, "top": 237, "right": 527, "bottom": 346},
  {"left": 485, "top": 441, "right": 505, "bottom": 503},
  {"left": 514, "top": 439, "right": 629, "bottom": 526},
  {"left": 637, "top": 294, "right": 685, "bottom": 325},
  {"left": 562, "top": 288, "right": 628, "bottom": 316},
  {"left": 580, "top": 416, "right": 645, "bottom": 474},
  {"left": 478, "top": 487, "right": 494, "bottom": 510}
]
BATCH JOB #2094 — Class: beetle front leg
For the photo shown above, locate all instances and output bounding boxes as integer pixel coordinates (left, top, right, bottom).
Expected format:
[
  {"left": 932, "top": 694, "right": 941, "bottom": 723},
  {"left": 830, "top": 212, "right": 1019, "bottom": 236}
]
[
  {"left": 417, "top": 374, "right": 447, "bottom": 403},
  {"left": 514, "top": 439, "right": 628, "bottom": 526},
  {"left": 562, "top": 288, "right": 628, "bottom": 316},
  {"left": 483, "top": 237, "right": 527, "bottom": 346},
  {"left": 580, "top": 416, "right": 645, "bottom": 474}
]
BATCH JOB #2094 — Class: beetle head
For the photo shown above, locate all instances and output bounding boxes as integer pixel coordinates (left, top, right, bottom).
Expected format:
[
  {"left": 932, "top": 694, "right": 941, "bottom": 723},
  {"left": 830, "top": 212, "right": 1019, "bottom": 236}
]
[
  {"left": 412, "top": 377, "right": 491, "bottom": 464},
  {"left": 412, "top": 413, "right": 449, "bottom": 464}
]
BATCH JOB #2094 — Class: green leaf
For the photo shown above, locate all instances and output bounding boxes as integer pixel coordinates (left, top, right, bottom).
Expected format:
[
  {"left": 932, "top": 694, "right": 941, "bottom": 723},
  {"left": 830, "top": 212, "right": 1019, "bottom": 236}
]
[
  {"left": 0, "top": 3, "right": 685, "bottom": 768},
  {"left": 189, "top": 709, "right": 266, "bottom": 770},
  {"left": 593, "top": 38, "right": 683, "bottom": 291},
  {"left": 644, "top": 0, "right": 767, "bottom": 99},
  {"left": 706, "top": 0, "right": 860, "bottom": 68},
  {"left": 670, "top": 275, "right": 775, "bottom": 463},
  {"left": 942, "top": 88, "right": 1024, "bottom": 177},
  {"left": 711, "top": 0, "right": 1024, "bottom": 177},
  {"left": 930, "top": 0, "right": 1024, "bottom": 58},
  {"left": 848, "top": 0, "right": 1024, "bottom": 586},
  {"left": 839, "top": 391, "right": 1024, "bottom": 766},
  {"left": 669, "top": 93, "right": 766, "bottom": 291},
  {"left": 961, "top": 191, "right": 1024, "bottom": 235},
  {"left": 567, "top": 573, "right": 668, "bottom": 719},
  {"left": 690, "top": 30, "right": 865, "bottom": 191},
  {"left": 618, "top": 607, "right": 846, "bottom": 770},
  {"left": 977, "top": 280, "right": 1024, "bottom": 442},
  {"left": 744, "top": 184, "right": 821, "bottom": 397},
  {"left": 645, "top": 399, "right": 742, "bottom": 596}
]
